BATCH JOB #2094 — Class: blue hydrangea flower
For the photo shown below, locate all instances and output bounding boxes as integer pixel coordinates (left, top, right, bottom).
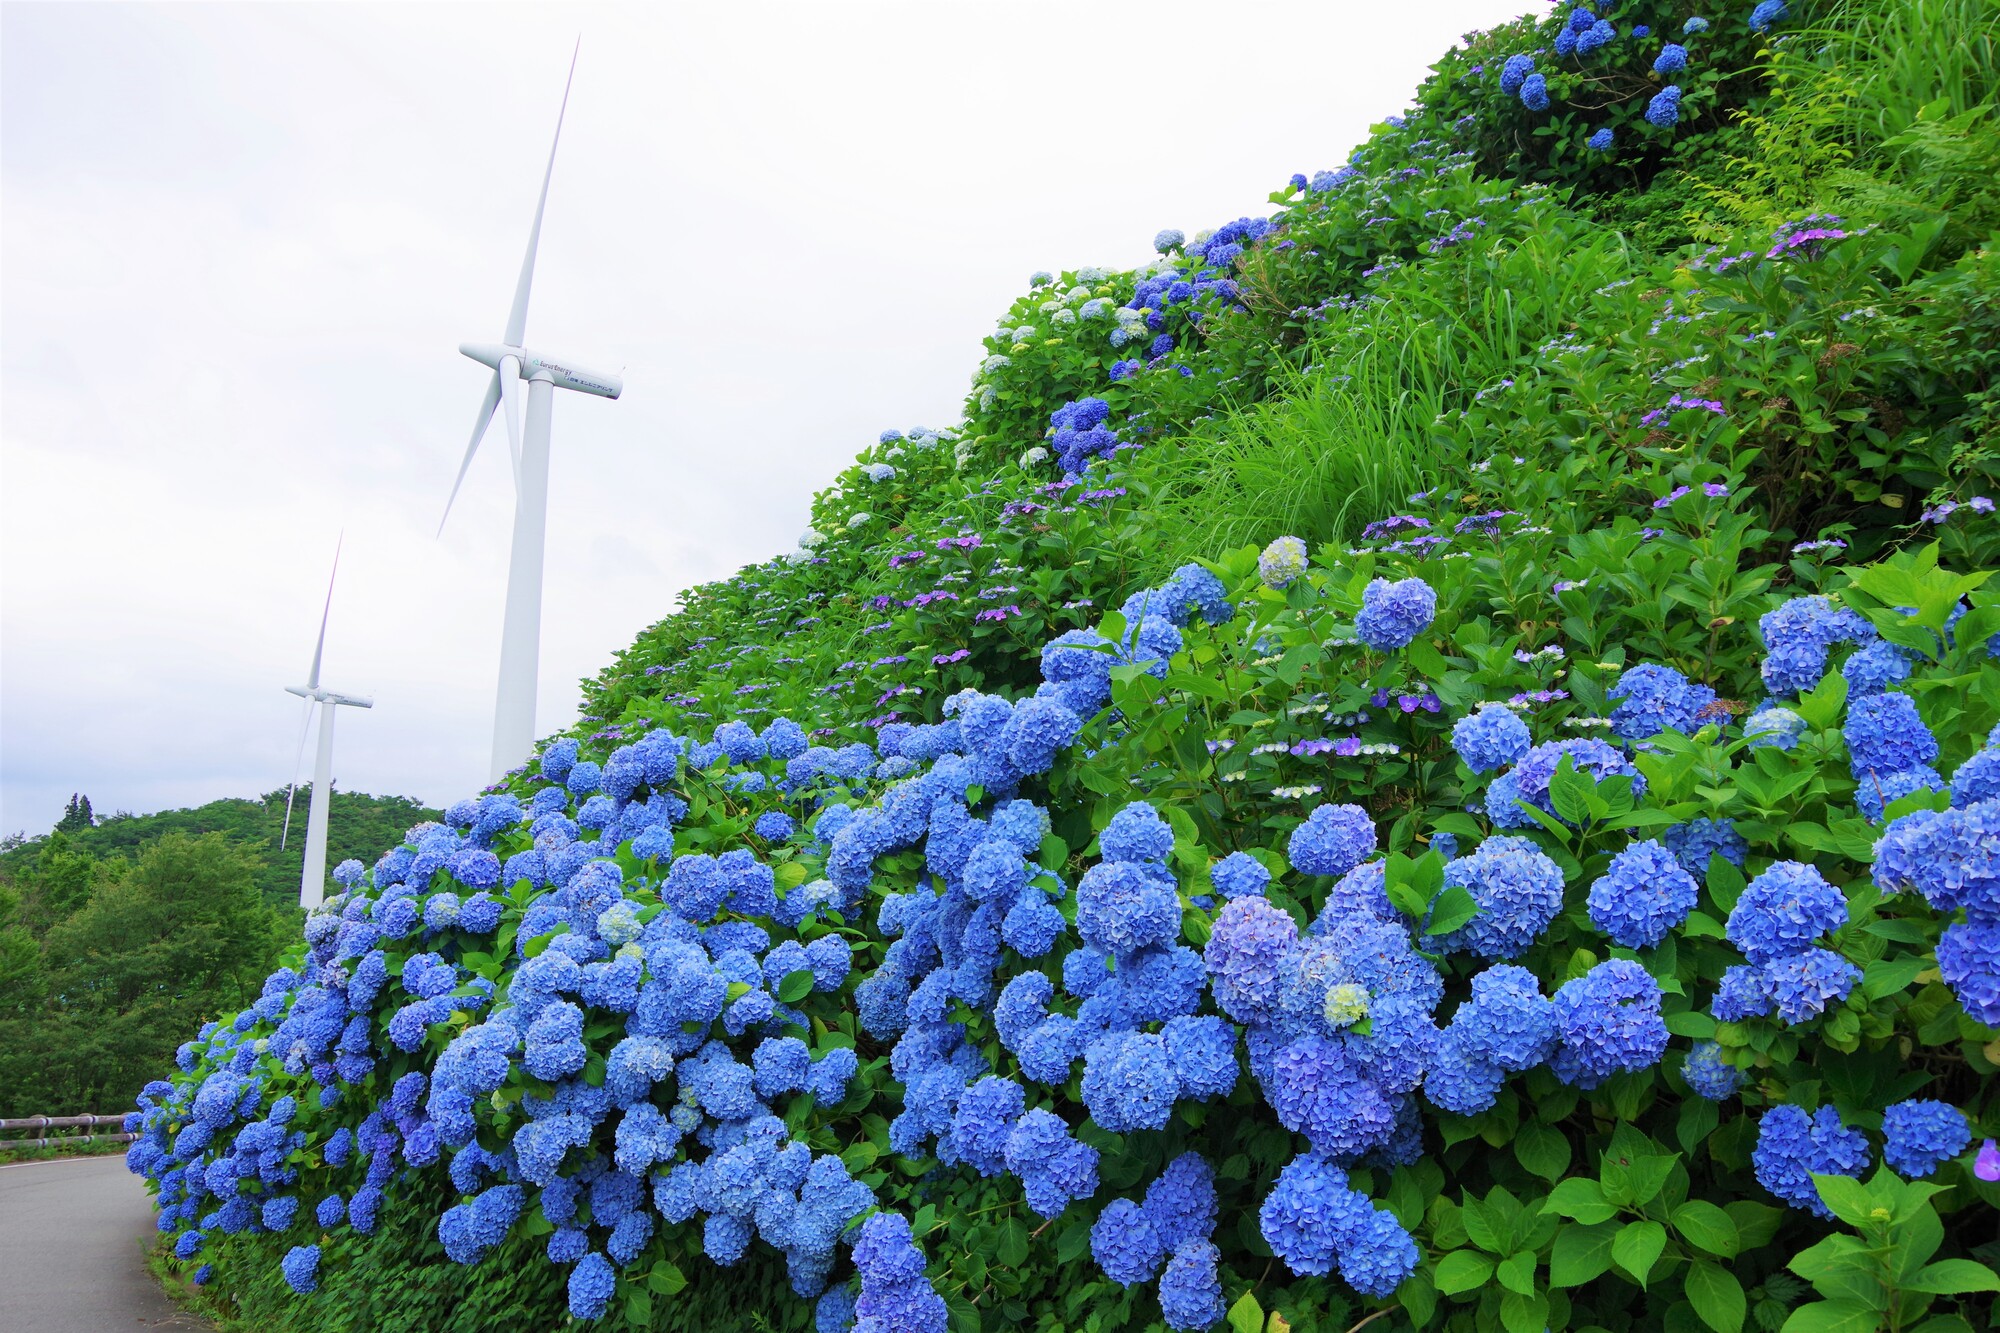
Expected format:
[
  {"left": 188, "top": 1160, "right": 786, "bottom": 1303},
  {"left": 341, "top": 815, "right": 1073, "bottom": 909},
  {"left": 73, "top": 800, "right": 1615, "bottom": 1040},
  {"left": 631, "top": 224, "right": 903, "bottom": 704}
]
[
  {"left": 1856, "top": 765, "right": 1945, "bottom": 823},
  {"left": 754, "top": 811, "right": 796, "bottom": 842},
  {"left": 1608, "top": 663, "right": 1718, "bottom": 741},
  {"left": 1937, "top": 920, "right": 2000, "bottom": 1025},
  {"left": 1204, "top": 896, "right": 1300, "bottom": 1024},
  {"left": 1432, "top": 836, "right": 1565, "bottom": 959},
  {"left": 1500, "top": 53, "right": 1535, "bottom": 95},
  {"left": 1154, "top": 229, "right": 1185, "bottom": 253},
  {"left": 1075, "top": 860, "right": 1181, "bottom": 958},
  {"left": 1871, "top": 800, "right": 2000, "bottom": 918},
  {"left": 1653, "top": 42, "right": 1688, "bottom": 73},
  {"left": 1587, "top": 127, "right": 1615, "bottom": 151},
  {"left": 1089, "top": 1198, "right": 1164, "bottom": 1286},
  {"left": 1951, "top": 747, "right": 2000, "bottom": 807},
  {"left": 1684, "top": 15, "right": 1710, "bottom": 33},
  {"left": 1157, "top": 1239, "right": 1226, "bottom": 1331},
  {"left": 1338, "top": 1206, "right": 1420, "bottom": 1298},
  {"left": 1712, "top": 963, "right": 1774, "bottom": 1022},
  {"left": 1451, "top": 964, "right": 1555, "bottom": 1071},
  {"left": 1662, "top": 817, "right": 1747, "bottom": 878},
  {"left": 1521, "top": 73, "right": 1551, "bottom": 111},
  {"left": 1745, "top": 702, "right": 1806, "bottom": 751},
  {"left": 1727, "top": 861, "right": 1847, "bottom": 964},
  {"left": 1760, "top": 595, "right": 1877, "bottom": 695},
  {"left": 1451, "top": 704, "right": 1531, "bottom": 774},
  {"left": 1355, "top": 577, "right": 1436, "bottom": 651},
  {"left": 1080, "top": 1031, "right": 1179, "bottom": 1133},
  {"left": 1845, "top": 692, "right": 1939, "bottom": 775},
  {"left": 1258, "top": 1151, "right": 1366, "bottom": 1277},
  {"left": 1882, "top": 1100, "right": 1970, "bottom": 1178},
  {"left": 1101, "top": 802, "right": 1174, "bottom": 864},
  {"left": 1749, "top": 0, "right": 1789, "bottom": 33},
  {"left": 1210, "top": 852, "right": 1269, "bottom": 899},
  {"left": 1288, "top": 804, "right": 1377, "bottom": 878},
  {"left": 1645, "top": 85, "right": 1683, "bottom": 127},
  {"left": 1764, "top": 947, "right": 1860, "bottom": 1023},
  {"left": 1488, "top": 739, "right": 1644, "bottom": 830},
  {"left": 1587, "top": 839, "right": 1699, "bottom": 948},
  {"left": 1549, "top": 960, "right": 1668, "bottom": 1088},
  {"left": 1753, "top": 1104, "right": 1868, "bottom": 1216},
  {"left": 1682, "top": 1040, "right": 1742, "bottom": 1100},
  {"left": 280, "top": 1244, "right": 321, "bottom": 1294}
]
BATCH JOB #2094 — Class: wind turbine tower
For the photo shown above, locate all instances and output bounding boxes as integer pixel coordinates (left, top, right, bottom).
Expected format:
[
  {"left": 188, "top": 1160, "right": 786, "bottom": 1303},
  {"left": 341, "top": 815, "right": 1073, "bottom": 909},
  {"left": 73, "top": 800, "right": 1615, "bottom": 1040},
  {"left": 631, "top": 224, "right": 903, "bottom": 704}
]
[
  {"left": 438, "top": 43, "right": 623, "bottom": 782},
  {"left": 283, "top": 542, "right": 373, "bottom": 909}
]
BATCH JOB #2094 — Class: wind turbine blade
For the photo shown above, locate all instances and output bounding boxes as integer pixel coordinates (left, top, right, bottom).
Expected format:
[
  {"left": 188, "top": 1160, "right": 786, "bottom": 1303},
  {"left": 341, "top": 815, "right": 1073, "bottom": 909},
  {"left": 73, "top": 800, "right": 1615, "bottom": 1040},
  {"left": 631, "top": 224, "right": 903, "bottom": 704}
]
[
  {"left": 280, "top": 696, "right": 315, "bottom": 850},
  {"left": 502, "top": 38, "right": 579, "bottom": 349},
  {"left": 306, "top": 533, "right": 342, "bottom": 691},
  {"left": 438, "top": 370, "right": 503, "bottom": 535},
  {"left": 499, "top": 355, "right": 524, "bottom": 486}
]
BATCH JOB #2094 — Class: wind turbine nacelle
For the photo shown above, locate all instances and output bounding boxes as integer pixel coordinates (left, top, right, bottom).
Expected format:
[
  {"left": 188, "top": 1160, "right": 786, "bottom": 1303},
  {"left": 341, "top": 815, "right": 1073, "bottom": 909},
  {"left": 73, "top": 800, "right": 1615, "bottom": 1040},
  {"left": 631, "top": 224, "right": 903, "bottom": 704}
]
[{"left": 460, "top": 343, "right": 622, "bottom": 399}]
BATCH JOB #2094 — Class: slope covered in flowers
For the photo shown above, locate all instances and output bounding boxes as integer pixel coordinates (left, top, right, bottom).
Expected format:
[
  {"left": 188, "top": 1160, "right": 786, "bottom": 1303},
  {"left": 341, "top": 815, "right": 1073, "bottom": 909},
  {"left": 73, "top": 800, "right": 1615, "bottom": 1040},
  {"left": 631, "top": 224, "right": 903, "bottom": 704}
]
[{"left": 127, "top": 4, "right": 2000, "bottom": 1333}]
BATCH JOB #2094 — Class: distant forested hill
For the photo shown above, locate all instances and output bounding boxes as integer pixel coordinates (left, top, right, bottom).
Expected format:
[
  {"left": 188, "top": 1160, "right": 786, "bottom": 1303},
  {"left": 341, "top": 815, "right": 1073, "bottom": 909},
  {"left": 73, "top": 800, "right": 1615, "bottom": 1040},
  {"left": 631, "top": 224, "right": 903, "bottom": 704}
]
[
  {"left": 0, "top": 788, "right": 441, "bottom": 1117},
  {"left": 0, "top": 787, "right": 441, "bottom": 918}
]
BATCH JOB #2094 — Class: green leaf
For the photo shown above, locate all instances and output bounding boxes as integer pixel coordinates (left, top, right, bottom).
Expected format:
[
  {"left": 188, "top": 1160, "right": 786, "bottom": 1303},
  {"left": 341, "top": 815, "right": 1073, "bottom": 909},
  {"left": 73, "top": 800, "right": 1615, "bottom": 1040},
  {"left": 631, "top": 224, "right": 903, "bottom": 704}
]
[
  {"left": 1496, "top": 1251, "right": 1537, "bottom": 1296},
  {"left": 1500, "top": 1290, "right": 1550, "bottom": 1333},
  {"left": 1513, "top": 1120, "right": 1572, "bottom": 1181},
  {"left": 1406, "top": 635, "right": 1450, "bottom": 680},
  {"left": 1604, "top": 1153, "right": 1679, "bottom": 1208},
  {"left": 1433, "top": 1250, "right": 1496, "bottom": 1296},
  {"left": 1666, "top": 1010, "right": 1718, "bottom": 1039},
  {"left": 1549, "top": 759, "right": 1594, "bottom": 826},
  {"left": 645, "top": 1260, "right": 688, "bottom": 1295},
  {"left": 1902, "top": 1259, "right": 2000, "bottom": 1294},
  {"left": 1684, "top": 1260, "right": 1746, "bottom": 1333},
  {"left": 778, "top": 969, "right": 816, "bottom": 1004},
  {"left": 1227, "top": 1290, "right": 1265, "bottom": 1333},
  {"left": 1811, "top": 1174, "right": 1876, "bottom": 1229},
  {"left": 1780, "top": 1301, "right": 1887, "bottom": 1333},
  {"left": 1612, "top": 1220, "right": 1667, "bottom": 1287},
  {"left": 1862, "top": 956, "right": 1925, "bottom": 1000},
  {"left": 1426, "top": 885, "right": 1481, "bottom": 937},
  {"left": 996, "top": 1216, "right": 1029, "bottom": 1268},
  {"left": 1671, "top": 1200, "right": 1740, "bottom": 1258},
  {"left": 1544, "top": 1177, "right": 1618, "bottom": 1225},
  {"left": 1549, "top": 1221, "right": 1618, "bottom": 1288}
]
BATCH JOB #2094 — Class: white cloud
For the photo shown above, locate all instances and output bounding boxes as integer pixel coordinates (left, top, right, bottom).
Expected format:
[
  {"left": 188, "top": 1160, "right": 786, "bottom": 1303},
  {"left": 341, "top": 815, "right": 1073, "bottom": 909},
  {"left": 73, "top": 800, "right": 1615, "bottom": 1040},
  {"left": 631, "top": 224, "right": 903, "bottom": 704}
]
[{"left": 0, "top": 0, "right": 1532, "bottom": 834}]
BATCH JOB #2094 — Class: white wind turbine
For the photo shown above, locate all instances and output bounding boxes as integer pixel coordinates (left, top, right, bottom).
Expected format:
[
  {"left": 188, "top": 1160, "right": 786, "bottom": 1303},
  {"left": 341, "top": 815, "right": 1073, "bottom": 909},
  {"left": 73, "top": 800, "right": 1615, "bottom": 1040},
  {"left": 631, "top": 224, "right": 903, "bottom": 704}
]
[
  {"left": 282, "top": 540, "right": 373, "bottom": 910},
  {"left": 439, "top": 42, "right": 623, "bottom": 783}
]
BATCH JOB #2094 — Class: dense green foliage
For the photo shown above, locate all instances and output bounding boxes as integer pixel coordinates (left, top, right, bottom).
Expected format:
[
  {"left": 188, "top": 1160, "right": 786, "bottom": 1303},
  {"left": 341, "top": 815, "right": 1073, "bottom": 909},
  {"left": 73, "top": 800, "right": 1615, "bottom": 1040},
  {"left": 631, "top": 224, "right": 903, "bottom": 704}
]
[
  {"left": 0, "top": 789, "right": 440, "bottom": 1118},
  {"left": 143, "top": 3, "right": 2000, "bottom": 1333},
  {"left": 0, "top": 833, "right": 285, "bottom": 1118}
]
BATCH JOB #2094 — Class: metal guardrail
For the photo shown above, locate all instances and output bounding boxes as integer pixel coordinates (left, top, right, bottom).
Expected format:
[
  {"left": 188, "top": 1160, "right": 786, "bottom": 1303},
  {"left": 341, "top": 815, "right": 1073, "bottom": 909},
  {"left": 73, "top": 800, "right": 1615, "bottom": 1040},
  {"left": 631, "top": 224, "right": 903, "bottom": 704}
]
[{"left": 0, "top": 1114, "right": 136, "bottom": 1152}]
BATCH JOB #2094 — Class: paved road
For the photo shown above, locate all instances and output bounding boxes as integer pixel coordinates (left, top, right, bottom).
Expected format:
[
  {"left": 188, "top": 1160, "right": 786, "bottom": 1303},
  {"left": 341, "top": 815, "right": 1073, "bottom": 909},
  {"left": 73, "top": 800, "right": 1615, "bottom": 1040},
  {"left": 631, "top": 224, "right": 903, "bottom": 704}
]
[{"left": 0, "top": 1154, "right": 209, "bottom": 1332}]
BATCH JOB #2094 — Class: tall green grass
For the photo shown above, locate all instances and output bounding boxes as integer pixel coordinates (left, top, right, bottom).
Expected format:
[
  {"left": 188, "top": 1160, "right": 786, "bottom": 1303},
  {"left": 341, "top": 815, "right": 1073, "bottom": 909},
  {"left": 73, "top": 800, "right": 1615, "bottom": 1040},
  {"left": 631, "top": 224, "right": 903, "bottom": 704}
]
[{"left": 1146, "top": 211, "right": 1638, "bottom": 564}]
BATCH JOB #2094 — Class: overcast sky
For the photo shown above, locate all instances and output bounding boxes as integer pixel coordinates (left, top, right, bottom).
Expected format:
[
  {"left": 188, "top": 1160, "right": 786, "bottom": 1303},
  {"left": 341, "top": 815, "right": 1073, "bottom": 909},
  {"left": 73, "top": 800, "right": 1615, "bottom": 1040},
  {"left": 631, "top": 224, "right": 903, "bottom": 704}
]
[{"left": 0, "top": 0, "right": 1532, "bottom": 838}]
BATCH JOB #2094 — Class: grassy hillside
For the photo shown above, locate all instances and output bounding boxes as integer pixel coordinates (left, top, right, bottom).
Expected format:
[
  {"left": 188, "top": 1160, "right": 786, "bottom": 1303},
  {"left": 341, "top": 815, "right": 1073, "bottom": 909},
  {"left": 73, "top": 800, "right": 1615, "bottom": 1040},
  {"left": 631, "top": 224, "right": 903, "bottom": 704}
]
[{"left": 128, "top": 4, "right": 2000, "bottom": 1333}]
